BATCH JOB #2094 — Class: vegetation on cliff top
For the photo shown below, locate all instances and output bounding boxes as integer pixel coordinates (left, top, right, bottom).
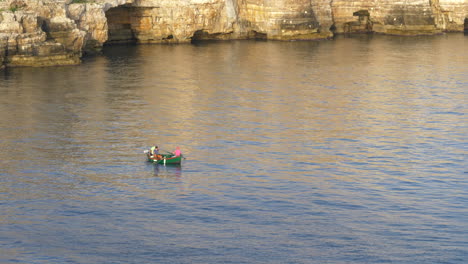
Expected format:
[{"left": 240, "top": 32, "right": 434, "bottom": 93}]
[{"left": 0, "top": 7, "right": 22, "bottom": 12}]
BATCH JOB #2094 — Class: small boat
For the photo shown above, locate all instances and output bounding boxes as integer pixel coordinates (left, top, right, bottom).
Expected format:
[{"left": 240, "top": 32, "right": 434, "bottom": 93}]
[
  {"left": 144, "top": 150, "right": 183, "bottom": 165},
  {"left": 148, "top": 154, "right": 183, "bottom": 165}
]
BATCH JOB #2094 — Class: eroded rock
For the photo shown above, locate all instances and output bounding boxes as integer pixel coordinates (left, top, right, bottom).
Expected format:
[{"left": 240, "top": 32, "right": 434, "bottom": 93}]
[{"left": 0, "top": 0, "right": 466, "bottom": 68}]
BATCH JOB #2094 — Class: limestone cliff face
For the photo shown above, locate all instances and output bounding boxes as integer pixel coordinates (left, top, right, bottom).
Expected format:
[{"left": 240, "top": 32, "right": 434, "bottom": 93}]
[
  {"left": 1, "top": 0, "right": 467, "bottom": 68},
  {"left": 110, "top": 0, "right": 237, "bottom": 43},
  {"left": 438, "top": 0, "right": 468, "bottom": 32},
  {"left": 0, "top": 0, "right": 85, "bottom": 68},
  {"left": 331, "top": 0, "right": 468, "bottom": 35},
  {"left": 235, "top": 0, "right": 334, "bottom": 40}
]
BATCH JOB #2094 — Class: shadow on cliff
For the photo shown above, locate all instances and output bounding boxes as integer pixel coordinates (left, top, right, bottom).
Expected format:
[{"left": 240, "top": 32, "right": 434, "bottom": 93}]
[
  {"left": 381, "top": 4, "right": 440, "bottom": 35},
  {"left": 465, "top": 18, "right": 468, "bottom": 34},
  {"left": 278, "top": 6, "right": 320, "bottom": 33}
]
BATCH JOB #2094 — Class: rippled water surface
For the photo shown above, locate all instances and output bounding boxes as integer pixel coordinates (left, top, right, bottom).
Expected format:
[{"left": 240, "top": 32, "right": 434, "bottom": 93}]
[{"left": 0, "top": 34, "right": 467, "bottom": 263}]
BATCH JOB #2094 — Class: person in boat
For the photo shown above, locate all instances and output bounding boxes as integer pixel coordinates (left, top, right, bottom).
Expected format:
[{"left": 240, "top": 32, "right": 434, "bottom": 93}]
[
  {"left": 173, "top": 146, "right": 182, "bottom": 157},
  {"left": 147, "top": 145, "right": 161, "bottom": 160},
  {"left": 151, "top": 145, "right": 163, "bottom": 160},
  {"left": 150, "top": 145, "right": 157, "bottom": 155}
]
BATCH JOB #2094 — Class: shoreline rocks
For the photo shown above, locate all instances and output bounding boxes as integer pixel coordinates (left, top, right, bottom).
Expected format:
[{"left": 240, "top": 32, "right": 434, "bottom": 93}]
[{"left": 1, "top": 0, "right": 466, "bottom": 68}]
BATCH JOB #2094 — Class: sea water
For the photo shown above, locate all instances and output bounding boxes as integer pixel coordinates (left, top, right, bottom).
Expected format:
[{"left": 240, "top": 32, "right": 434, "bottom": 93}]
[{"left": 0, "top": 34, "right": 466, "bottom": 263}]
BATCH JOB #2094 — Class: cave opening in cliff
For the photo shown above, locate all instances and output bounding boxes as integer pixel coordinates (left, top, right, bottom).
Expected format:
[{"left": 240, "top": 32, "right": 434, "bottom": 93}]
[
  {"left": 40, "top": 20, "right": 53, "bottom": 40},
  {"left": 104, "top": 5, "right": 137, "bottom": 45},
  {"left": 247, "top": 30, "right": 267, "bottom": 40},
  {"left": 464, "top": 18, "right": 468, "bottom": 33},
  {"left": 191, "top": 30, "right": 222, "bottom": 43}
]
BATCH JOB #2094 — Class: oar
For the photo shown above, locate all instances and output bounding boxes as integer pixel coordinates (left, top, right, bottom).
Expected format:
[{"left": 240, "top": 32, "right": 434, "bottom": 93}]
[{"left": 161, "top": 150, "right": 174, "bottom": 156}]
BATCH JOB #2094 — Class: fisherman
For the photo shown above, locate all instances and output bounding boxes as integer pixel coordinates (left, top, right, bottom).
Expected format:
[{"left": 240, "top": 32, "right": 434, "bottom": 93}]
[
  {"left": 151, "top": 145, "right": 163, "bottom": 160},
  {"left": 150, "top": 145, "right": 158, "bottom": 156}
]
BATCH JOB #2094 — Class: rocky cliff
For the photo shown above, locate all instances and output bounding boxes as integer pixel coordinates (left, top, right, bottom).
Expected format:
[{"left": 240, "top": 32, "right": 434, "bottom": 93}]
[
  {"left": 332, "top": 0, "right": 467, "bottom": 35},
  {"left": 1, "top": 0, "right": 466, "bottom": 68}
]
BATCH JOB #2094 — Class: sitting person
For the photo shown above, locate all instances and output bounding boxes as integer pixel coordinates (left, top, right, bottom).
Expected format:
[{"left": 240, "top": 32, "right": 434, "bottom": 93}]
[
  {"left": 150, "top": 145, "right": 157, "bottom": 155},
  {"left": 173, "top": 146, "right": 182, "bottom": 157},
  {"left": 148, "top": 145, "right": 162, "bottom": 160}
]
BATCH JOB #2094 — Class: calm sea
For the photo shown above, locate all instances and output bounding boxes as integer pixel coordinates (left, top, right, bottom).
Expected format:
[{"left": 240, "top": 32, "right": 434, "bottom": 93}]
[{"left": 0, "top": 34, "right": 467, "bottom": 264}]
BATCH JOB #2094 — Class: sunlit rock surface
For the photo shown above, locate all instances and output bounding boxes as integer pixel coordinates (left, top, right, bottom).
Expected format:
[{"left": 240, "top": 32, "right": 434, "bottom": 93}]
[
  {"left": 0, "top": 0, "right": 84, "bottom": 67},
  {"left": 1, "top": 0, "right": 466, "bottom": 68}
]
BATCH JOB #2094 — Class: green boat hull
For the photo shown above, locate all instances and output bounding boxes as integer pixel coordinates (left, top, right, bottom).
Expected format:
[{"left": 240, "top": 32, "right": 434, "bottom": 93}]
[{"left": 147, "top": 154, "right": 182, "bottom": 165}]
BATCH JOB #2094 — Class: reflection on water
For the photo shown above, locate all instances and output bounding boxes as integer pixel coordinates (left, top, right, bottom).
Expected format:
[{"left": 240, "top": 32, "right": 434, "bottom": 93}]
[
  {"left": 154, "top": 164, "right": 182, "bottom": 178},
  {"left": 0, "top": 34, "right": 467, "bottom": 263}
]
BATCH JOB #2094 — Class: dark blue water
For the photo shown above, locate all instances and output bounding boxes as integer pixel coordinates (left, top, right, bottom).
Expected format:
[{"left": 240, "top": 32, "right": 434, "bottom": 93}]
[{"left": 0, "top": 34, "right": 467, "bottom": 263}]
